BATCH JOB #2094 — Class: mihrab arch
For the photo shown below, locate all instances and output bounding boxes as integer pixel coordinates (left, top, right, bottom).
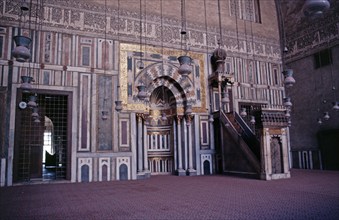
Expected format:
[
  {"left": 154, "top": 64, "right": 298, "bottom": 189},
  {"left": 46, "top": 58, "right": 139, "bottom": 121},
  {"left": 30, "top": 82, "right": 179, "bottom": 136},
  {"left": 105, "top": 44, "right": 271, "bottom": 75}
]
[
  {"left": 134, "top": 63, "right": 196, "bottom": 108},
  {"left": 134, "top": 62, "right": 197, "bottom": 176}
]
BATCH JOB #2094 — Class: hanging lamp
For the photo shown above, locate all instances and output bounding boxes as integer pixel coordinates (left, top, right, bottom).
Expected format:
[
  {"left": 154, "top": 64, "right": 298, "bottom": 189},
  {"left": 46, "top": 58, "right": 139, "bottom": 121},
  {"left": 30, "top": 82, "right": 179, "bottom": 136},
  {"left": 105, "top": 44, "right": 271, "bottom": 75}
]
[
  {"left": 31, "top": 107, "right": 39, "bottom": 118},
  {"left": 240, "top": 108, "right": 247, "bottom": 117},
  {"left": 101, "top": 0, "right": 109, "bottom": 120},
  {"left": 12, "top": 2, "right": 32, "bottom": 62},
  {"left": 34, "top": 118, "right": 41, "bottom": 123},
  {"left": 178, "top": 0, "right": 192, "bottom": 77},
  {"left": 27, "top": 95, "right": 38, "bottom": 108},
  {"left": 282, "top": 69, "right": 296, "bottom": 87},
  {"left": 212, "top": 0, "right": 227, "bottom": 74},
  {"left": 20, "top": 75, "right": 34, "bottom": 92},
  {"left": 115, "top": 86, "right": 123, "bottom": 112},
  {"left": 287, "top": 118, "right": 292, "bottom": 127},
  {"left": 12, "top": 35, "right": 32, "bottom": 63},
  {"left": 323, "top": 112, "right": 330, "bottom": 120},
  {"left": 21, "top": 0, "right": 29, "bottom": 11},
  {"left": 283, "top": 97, "right": 292, "bottom": 107},
  {"left": 138, "top": 0, "right": 144, "bottom": 70},
  {"left": 332, "top": 102, "right": 339, "bottom": 111},
  {"left": 178, "top": 56, "right": 192, "bottom": 76},
  {"left": 221, "top": 92, "right": 230, "bottom": 104},
  {"left": 114, "top": 1, "right": 123, "bottom": 112},
  {"left": 115, "top": 100, "right": 123, "bottom": 112},
  {"left": 101, "top": 110, "right": 109, "bottom": 120},
  {"left": 250, "top": 116, "right": 256, "bottom": 125},
  {"left": 31, "top": 107, "right": 40, "bottom": 123},
  {"left": 137, "top": 84, "right": 147, "bottom": 100},
  {"left": 303, "top": 0, "right": 330, "bottom": 17}
]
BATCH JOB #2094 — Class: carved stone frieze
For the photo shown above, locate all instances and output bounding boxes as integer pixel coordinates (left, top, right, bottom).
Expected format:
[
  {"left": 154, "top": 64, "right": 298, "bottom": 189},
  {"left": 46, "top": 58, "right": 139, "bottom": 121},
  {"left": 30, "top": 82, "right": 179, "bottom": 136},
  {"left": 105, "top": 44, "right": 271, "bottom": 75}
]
[
  {"left": 282, "top": 0, "right": 339, "bottom": 62},
  {"left": 1, "top": 0, "right": 282, "bottom": 63}
]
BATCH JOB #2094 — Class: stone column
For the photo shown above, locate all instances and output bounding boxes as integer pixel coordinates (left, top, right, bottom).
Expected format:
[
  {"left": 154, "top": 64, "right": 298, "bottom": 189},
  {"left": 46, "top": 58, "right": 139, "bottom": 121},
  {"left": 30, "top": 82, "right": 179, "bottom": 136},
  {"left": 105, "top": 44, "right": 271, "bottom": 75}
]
[
  {"left": 209, "top": 85, "right": 214, "bottom": 112},
  {"left": 218, "top": 81, "right": 222, "bottom": 111},
  {"left": 183, "top": 118, "right": 188, "bottom": 170},
  {"left": 209, "top": 116, "right": 215, "bottom": 150},
  {"left": 136, "top": 114, "right": 143, "bottom": 174},
  {"left": 131, "top": 112, "right": 137, "bottom": 180},
  {"left": 0, "top": 158, "right": 6, "bottom": 187},
  {"left": 187, "top": 115, "right": 196, "bottom": 176},
  {"left": 225, "top": 86, "right": 230, "bottom": 112},
  {"left": 260, "top": 128, "right": 268, "bottom": 180},
  {"left": 281, "top": 128, "right": 291, "bottom": 177},
  {"left": 173, "top": 119, "right": 177, "bottom": 171},
  {"left": 143, "top": 121, "right": 150, "bottom": 177},
  {"left": 177, "top": 116, "right": 185, "bottom": 176}
]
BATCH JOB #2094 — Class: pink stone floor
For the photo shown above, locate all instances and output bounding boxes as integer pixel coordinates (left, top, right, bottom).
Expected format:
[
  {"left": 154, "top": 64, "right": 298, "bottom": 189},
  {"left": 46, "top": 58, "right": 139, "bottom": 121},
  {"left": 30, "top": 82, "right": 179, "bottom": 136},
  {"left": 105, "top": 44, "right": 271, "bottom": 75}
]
[{"left": 1, "top": 169, "right": 339, "bottom": 220}]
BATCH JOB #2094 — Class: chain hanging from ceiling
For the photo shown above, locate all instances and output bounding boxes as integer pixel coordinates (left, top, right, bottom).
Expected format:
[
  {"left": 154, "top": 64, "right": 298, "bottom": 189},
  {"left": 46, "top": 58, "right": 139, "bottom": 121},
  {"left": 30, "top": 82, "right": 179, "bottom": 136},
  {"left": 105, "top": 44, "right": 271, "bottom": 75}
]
[{"left": 177, "top": 0, "right": 192, "bottom": 77}]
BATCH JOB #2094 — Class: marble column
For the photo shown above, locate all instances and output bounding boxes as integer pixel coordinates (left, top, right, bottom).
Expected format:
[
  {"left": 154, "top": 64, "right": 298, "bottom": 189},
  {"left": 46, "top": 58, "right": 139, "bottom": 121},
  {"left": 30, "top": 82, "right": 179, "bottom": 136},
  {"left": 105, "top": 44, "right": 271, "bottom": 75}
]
[
  {"left": 209, "top": 85, "right": 214, "bottom": 112},
  {"left": 136, "top": 114, "right": 143, "bottom": 174},
  {"left": 183, "top": 118, "right": 188, "bottom": 170},
  {"left": 0, "top": 158, "right": 6, "bottom": 187},
  {"left": 143, "top": 121, "right": 150, "bottom": 177},
  {"left": 261, "top": 128, "right": 270, "bottom": 180},
  {"left": 173, "top": 119, "right": 177, "bottom": 171},
  {"left": 209, "top": 115, "right": 215, "bottom": 150},
  {"left": 176, "top": 116, "right": 185, "bottom": 176},
  {"left": 187, "top": 115, "right": 196, "bottom": 176},
  {"left": 131, "top": 112, "right": 137, "bottom": 180}
]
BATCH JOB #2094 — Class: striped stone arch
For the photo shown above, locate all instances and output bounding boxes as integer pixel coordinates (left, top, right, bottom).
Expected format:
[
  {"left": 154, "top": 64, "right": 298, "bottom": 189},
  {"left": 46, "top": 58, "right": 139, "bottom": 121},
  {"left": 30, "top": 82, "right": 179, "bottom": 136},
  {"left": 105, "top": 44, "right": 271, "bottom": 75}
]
[{"left": 134, "top": 63, "right": 196, "bottom": 107}]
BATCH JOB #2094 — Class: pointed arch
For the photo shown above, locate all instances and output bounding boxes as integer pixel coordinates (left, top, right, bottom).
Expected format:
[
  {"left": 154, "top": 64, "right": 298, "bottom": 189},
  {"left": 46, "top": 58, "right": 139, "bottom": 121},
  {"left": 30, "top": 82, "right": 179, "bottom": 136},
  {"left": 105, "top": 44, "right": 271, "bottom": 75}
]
[{"left": 134, "top": 63, "right": 196, "bottom": 107}]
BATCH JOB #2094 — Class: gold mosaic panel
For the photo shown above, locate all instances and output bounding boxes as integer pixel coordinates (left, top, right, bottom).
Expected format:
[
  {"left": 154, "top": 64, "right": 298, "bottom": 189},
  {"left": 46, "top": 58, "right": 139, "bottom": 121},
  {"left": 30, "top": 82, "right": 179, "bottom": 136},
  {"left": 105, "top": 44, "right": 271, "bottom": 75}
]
[{"left": 119, "top": 43, "right": 207, "bottom": 113}]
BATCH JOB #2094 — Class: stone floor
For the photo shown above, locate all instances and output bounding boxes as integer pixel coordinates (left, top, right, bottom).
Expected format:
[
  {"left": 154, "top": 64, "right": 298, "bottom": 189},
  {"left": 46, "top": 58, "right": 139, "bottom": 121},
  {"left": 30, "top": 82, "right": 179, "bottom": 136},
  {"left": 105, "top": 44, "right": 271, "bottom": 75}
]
[{"left": 0, "top": 169, "right": 339, "bottom": 220}]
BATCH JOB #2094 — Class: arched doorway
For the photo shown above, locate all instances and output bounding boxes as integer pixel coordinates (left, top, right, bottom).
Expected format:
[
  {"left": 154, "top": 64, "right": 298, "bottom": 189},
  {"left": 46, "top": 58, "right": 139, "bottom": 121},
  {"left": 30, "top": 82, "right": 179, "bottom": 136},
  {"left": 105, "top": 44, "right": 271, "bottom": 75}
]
[
  {"left": 203, "top": 160, "right": 211, "bottom": 175},
  {"left": 119, "top": 164, "right": 128, "bottom": 180},
  {"left": 147, "top": 85, "right": 176, "bottom": 175}
]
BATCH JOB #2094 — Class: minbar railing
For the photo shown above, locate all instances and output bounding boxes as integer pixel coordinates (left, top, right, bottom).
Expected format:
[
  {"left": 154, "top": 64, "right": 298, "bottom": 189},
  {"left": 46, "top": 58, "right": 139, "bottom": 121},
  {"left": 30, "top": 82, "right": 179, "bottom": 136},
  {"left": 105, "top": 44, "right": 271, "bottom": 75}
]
[
  {"left": 234, "top": 111, "right": 261, "bottom": 161},
  {"left": 220, "top": 111, "right": 260, "bottom": 173}
]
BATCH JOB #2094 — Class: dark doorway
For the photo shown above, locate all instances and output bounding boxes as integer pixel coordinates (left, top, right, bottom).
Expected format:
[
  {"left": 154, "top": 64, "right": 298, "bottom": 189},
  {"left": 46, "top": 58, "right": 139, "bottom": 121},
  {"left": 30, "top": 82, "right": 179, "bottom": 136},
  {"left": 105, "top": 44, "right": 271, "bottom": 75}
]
[
  {"left": 318, "top": 129, "right": 339, "bottom": 170},
  {"left": 119, "top": 164, "right": 128, "bottom": 180},
  {"left": 81, "top": 165, "right": 90, "bottom": 182},
  {"left": 203, "top": 160, "right": 211, "bottom": 175},
  {"left": 14, "top": 90, "right": 71, "bottom": 182}
]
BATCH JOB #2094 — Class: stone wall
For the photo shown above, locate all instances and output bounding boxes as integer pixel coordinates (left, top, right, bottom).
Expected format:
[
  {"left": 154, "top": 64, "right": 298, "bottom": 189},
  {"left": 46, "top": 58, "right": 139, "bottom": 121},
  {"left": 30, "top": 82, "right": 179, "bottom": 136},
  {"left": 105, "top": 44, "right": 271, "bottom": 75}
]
[
  {"left": 281, "top": 0, "right": 339, "bottom": 169},
  {"left": 288, "top": 45, "right": 339, "bottom": 150},
  {"left": 0, "top": 0, "right": 286, "bottom": 185}
]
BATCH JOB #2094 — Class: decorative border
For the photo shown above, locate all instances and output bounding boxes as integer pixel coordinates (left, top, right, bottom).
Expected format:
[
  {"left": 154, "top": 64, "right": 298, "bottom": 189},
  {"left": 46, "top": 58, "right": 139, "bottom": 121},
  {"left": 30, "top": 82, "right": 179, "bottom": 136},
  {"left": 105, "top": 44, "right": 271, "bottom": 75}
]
[{"left": 1, "top": 0, "right": 282, "bottom": 62}]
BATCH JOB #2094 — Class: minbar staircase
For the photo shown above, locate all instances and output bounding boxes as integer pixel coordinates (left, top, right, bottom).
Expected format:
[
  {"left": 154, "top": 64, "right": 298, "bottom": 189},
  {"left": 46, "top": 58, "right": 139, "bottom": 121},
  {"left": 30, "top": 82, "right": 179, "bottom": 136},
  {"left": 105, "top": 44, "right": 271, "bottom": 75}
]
[{"left": 218, "top": 111, "right": 261, "bottom": 177}]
